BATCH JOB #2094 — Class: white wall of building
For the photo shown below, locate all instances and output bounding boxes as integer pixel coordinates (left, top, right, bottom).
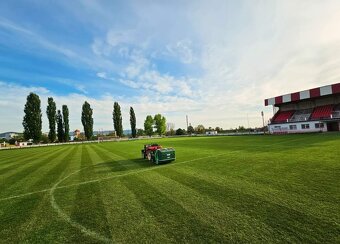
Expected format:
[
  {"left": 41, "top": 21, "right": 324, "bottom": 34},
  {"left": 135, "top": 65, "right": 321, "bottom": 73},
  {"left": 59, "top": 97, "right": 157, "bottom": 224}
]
[{"left": 269, "top": 121, "right": 328, "bottom": 134}]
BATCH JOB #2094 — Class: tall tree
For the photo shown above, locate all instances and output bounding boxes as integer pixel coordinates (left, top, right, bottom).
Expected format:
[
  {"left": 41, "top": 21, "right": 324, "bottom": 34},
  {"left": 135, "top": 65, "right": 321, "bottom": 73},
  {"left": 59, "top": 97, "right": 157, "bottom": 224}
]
[
  {"left": 137, "top": 129, "right": 145, "bottom": 136},
  {"left": 187, "top": 125, "right": 195, "bottom": 135},
  {"left": 113, "top": 102, "right": 123, "bottom": 137},
  {"left": 195, "top": 124, "right": 205, "bottom": 134},
  {"left": 23, "top": 92, "right": 42, "bottom": 143},
  {"left": 129, "top": 106, "right": 136, "bottom": 138},
  {"left": 154, "top": 114, "right": 166, "bottom": 136},
  {"left": 57, "top": 110, "right": 64, "bottom": 142},
  {"left": 144, "top": 115, "right": 154, "bottom": 136},
  {"left": 176, "top": 128, "right": 185, "bottom": 135},
  {"left": 62, "top": 105, "right": 70, "bottom": 142},
  {"left": 81, "top": 101, "right": 94, "bottom": 140},
  {"left": 46, "top": 97, "right": 57, "bottom": 142}
]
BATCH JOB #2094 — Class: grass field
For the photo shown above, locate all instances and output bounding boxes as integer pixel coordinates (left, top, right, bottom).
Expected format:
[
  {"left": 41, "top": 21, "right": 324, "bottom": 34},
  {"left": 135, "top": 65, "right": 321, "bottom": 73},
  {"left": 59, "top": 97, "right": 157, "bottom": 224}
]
[{"left": 0, "top": 134, "right": 339, "bottom": 243}]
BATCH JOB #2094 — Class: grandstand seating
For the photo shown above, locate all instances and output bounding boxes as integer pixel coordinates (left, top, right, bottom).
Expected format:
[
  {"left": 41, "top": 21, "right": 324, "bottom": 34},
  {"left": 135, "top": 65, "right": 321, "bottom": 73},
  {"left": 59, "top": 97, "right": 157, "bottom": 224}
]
[
  {"left": 272, "top": 110, "right": 294, "bottom": 123},
  {"left": 289, "top": 109, "right": 313, "bottom": 122},
  {"left": 331, "top": 104, "right": 340, "bottom": 118},
  {"left": 311, "top": 105, "right": 334, "bottom": 119}
]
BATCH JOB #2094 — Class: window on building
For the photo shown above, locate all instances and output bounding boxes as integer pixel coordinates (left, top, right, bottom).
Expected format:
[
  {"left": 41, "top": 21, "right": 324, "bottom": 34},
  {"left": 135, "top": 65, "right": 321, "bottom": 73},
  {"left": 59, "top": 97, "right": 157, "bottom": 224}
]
[
  {"left": 289, "top": 125, "right": 297, "bottom": 130},
  {"left": 301, "top": 124, "right": 310, "bottom": 129},
  {"left": 315, "top": 123, "right": 324, "bottom": 129}
]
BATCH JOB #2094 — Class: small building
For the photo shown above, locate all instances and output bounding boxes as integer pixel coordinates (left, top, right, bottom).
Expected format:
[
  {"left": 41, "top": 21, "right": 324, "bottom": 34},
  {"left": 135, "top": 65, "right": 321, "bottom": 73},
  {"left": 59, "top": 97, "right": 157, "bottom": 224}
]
[
  {"left": 74, "top": 129, "right": 81, "bottom": 138},
  {"left": 0, "top": 132, "right": 18, "bottom": 140},
  {"left": 206, "top": 130, "right": 218, "bottom": 135},
  {"left": 16, "top": 141, "right": 33, "bottom": 147}
]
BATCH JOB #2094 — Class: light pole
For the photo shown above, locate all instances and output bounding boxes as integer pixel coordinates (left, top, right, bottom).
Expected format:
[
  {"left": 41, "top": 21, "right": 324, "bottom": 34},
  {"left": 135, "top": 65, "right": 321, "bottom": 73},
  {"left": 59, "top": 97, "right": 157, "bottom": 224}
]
[{"left": 261, "top": 111, "right": 265, "bottom": 134}]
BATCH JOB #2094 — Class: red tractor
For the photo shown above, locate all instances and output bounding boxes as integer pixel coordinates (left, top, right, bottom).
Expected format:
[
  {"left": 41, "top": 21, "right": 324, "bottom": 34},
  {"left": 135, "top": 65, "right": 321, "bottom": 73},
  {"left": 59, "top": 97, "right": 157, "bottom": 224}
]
[{"left": 141, "top": 144, "right": 176, "bottom": 164}]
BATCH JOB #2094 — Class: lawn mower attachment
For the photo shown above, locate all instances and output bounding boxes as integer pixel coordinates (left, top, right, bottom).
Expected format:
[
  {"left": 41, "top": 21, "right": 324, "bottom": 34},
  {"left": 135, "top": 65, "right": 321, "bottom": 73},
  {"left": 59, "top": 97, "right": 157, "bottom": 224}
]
[{"left": 141, "top": 144, "right": 175, "bottom": 164}]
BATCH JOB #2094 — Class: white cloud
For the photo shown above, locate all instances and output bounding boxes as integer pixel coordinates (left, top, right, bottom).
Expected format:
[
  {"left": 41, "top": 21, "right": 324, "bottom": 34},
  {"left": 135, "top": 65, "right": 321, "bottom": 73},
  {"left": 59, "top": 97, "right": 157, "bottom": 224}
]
[
  {"left": 96, "top": 72, "right": 107, "bottom": 79},
  {"left": 165, "top": 39, "right": 194, "bottom": 64},
  {"left": 106, "top": 30, "right": 134, "bottom": 47},
  {"left": 119, "top": 79, "right": 140, "bottom": 89},
  {"left": 124, "top": 51, "right": 149, "bottom": 79}
]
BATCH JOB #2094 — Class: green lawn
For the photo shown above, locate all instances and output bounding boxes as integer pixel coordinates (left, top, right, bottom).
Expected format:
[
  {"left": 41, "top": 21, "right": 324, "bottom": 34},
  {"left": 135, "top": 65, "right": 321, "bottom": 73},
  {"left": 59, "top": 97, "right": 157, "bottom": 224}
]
[{"left": 0, "top": 134, "right": 339, "bottom": 243}]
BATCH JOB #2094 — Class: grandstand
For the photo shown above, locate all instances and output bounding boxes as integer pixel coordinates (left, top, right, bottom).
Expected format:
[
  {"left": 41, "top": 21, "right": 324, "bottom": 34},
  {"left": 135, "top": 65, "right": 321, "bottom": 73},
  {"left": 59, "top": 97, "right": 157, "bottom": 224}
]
[{"left": 265, "top": 83, "right": 340, "bottom": 134}]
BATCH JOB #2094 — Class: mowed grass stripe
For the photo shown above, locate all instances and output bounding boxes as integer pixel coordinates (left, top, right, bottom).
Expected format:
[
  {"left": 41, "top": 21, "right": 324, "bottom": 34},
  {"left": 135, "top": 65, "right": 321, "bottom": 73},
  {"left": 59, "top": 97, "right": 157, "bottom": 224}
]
[
  {"left": 98, "top": 178, "right": 170, "bottom": 243},
  {"left": 0, "top": 146, "right": 62, "bottom": 166},
  {"left": 0, "top": 146, "right": 81, "bottom": 243},
  {"left": 0, "top": 148, "right": 47, "bottom": 162},
  {"left": 0, "top": 134, "right": 339, "bottom": 242},
  {"left": 1, "top": 146, "right": 72, "bottom": 192},
  {"left": 158, "top": 167, "right": 340, "bottom": 243},
  {"left": 0, "top": 146, "right": 70, "bottom": 197},
  {"left": 0, "top": 146, "right": 66, "bottom": 174},
  {"left": 121, "top": 174, "right": 226, "bottom": 243},
  {"left": 146, "top": 170, "right": 276, "bottom": 242},
  {"left": 176, "top": 156, "right": 340, "bottom": 220},
  {"left": 0, "top": 146, "right": 66, "bottom": 175},
  {"left": 0, "top": 194, "right": 45, "bottom": 242},
  {"left": 26, "top": 146, "right": 81, "bottom": 193},
  {"left": 20, "top": 146, "right": 86, "bottom": 243},
  {"left": 11, "top": 146, "right": 81, "bottom": 242},
  {"left": 68, "top": 145, "right": 112, "bottom": 242},
  {"left": 91, "top": 144, "right": 131, "bottom": 173}
]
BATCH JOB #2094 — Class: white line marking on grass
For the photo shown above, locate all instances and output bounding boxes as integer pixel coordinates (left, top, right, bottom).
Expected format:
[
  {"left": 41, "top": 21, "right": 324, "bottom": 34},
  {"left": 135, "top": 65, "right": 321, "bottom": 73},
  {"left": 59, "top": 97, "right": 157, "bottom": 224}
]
[
  {"left": 0, "top": 135, "right": 306, "bottom": 203},
  {"left": 0, "top": 188, "right": 52, "bottom": 201},
  {"left": 49, "top": 169, "right": 113, "bottom": 243},
  {"left": 0, "top": 135, "right": 307, "bottom": 240},
  {"left": 48, "top": 152, "right": 231, "bottom": 243},
  {"left": 0, "top": 152, "right": 231, "bottom": 202},
  {"left": 0, "top": 135, "right": 317, "bottom": 241}
]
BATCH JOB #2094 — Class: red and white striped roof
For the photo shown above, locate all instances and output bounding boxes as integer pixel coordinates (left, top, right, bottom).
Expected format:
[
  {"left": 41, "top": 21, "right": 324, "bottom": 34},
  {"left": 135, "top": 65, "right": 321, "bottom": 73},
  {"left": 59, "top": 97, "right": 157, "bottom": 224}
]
[{"left": 265, "top": 83, "right": 340, "bottom": 106}]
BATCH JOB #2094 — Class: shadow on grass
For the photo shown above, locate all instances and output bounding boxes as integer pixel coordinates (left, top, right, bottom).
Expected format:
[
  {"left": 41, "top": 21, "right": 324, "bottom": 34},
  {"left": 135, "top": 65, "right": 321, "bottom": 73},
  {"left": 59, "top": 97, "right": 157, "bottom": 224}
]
[
  {"left": 93, "top": 158, "right": 156, "bottom": 175},
  {"left": 90, "top": 144, "right": 157, "bottom": 174}
]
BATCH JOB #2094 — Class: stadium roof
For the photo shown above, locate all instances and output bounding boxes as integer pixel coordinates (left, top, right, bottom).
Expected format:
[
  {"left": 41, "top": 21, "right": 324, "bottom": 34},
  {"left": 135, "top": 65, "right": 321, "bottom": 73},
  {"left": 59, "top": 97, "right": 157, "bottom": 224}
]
[{"left": 265, "top": 83, "right": 340, "bottom": 106}]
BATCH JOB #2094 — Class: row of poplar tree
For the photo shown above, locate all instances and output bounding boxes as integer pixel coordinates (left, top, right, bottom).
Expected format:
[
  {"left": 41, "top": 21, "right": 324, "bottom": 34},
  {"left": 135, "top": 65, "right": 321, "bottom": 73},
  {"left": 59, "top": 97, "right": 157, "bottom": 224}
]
[
  {"left": 22, "top": 93, "right": 135, "bottom": 143},
  {"left": 23, "top": 93, "right": 71, "bottom": 143},
  {"left": 22, "top": 92, "right": 166, "bottom": 143}
]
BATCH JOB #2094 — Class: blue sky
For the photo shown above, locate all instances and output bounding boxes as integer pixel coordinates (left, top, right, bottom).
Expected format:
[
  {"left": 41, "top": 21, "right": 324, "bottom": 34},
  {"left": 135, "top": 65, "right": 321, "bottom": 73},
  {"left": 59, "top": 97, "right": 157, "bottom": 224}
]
[{"left": 1, "top": 0, "right": 340, "bottom": 132}]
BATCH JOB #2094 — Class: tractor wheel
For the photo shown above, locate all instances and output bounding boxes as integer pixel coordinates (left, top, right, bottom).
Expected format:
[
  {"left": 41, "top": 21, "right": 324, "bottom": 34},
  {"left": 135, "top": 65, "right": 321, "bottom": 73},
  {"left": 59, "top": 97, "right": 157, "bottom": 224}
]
[{"left": 147, "top": 152, "right": 152, "bottom": 161}]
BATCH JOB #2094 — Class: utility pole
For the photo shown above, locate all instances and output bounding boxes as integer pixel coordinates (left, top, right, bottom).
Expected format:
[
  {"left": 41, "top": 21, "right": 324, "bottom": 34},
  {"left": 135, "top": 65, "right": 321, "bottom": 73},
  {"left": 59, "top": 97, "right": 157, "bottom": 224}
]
[
  {"left": 186, "top": 115, "right": 189, "bottom": 131},
  {"left": 261, "top": 111, "right": 265, "bottom": 134},
  {"left": 247, "top": 114, "right": 250, "bottom": 133}
]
